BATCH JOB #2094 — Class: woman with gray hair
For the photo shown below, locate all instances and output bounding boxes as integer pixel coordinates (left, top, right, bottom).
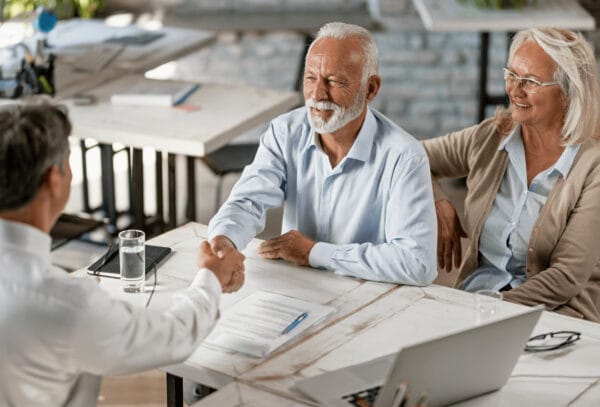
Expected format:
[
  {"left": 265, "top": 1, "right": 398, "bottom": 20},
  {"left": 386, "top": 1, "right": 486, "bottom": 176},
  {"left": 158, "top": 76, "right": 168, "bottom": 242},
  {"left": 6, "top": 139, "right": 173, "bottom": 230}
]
[{"left": 423, "top": 28, "right": 600, "bottom": 321}]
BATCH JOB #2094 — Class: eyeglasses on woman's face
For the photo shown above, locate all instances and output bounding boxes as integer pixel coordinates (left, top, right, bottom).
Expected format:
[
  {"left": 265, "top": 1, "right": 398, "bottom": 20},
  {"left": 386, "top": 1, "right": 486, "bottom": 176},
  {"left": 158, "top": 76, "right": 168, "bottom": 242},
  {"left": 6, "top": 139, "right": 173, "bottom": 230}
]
[
  {"left": 525, "top": 330, "right": 581, "bottom": 352},
  {"left": 503, "top": 67, "right": 559, "bottom": 94}
]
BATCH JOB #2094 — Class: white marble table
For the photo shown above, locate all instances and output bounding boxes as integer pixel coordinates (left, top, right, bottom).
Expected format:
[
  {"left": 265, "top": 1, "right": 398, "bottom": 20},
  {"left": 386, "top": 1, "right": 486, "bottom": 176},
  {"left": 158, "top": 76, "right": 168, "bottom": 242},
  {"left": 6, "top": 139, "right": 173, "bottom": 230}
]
[
  {"left": 63, "top": 74, "right": 300, "bottom": 157},
  {"left": 49, "top": 18, "right": 217, "bottom": 99},
  {"left": 90, "top": 222, "right": 600, "bottom": 406},
  {"left": 412, "top": 0, "right": 595, "bottom": 32}
]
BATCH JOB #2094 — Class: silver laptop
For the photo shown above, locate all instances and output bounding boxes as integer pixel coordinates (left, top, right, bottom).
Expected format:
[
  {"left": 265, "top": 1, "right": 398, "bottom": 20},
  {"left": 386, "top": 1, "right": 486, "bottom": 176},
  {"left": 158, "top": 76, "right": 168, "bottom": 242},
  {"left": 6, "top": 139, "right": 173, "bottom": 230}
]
[{"left": 296, "top": 306, "right": 543, "bottom": 407}]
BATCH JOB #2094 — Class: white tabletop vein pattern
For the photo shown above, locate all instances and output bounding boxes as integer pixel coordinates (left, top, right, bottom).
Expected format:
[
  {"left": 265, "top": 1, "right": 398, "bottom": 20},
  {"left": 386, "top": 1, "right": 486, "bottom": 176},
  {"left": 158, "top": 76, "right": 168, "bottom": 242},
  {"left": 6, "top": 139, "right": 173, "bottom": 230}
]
[{"left": 84, "top": 223, "right": 600, "bottom": 406}]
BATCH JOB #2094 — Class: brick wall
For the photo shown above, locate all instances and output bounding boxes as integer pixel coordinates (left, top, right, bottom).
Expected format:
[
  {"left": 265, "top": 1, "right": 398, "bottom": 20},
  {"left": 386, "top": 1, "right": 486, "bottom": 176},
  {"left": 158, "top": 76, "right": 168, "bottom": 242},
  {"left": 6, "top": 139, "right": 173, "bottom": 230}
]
[{"left": 133, "top": 0, "right": 599, "bottom": 140}]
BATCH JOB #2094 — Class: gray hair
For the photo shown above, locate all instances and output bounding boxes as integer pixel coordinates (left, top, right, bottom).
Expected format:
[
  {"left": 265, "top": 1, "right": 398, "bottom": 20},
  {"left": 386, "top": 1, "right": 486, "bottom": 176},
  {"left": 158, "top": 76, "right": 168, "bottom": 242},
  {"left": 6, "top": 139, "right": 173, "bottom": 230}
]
[
  {"left": 307, "top": 22, "right": 379, "bottom": 84},
  {"left": 508, "top": 28, "right": 600, "bottom": 145},
  {"left": 0, "top": 101, "right": 71, "bottom": 211}
]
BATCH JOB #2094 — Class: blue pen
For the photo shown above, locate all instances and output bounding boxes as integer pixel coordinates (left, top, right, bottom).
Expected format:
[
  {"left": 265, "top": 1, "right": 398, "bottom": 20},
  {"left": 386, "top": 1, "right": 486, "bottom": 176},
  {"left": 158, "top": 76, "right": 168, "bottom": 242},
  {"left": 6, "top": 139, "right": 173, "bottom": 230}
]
[{"left": 281, "top": 312, "right": 309, "bottom": 335}]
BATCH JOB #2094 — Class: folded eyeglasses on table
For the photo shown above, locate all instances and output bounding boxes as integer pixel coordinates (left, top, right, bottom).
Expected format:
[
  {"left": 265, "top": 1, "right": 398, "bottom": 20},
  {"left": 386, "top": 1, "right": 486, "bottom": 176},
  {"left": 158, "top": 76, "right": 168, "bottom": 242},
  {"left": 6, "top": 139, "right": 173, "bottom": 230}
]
[{"left": 525, "top": 330, "right": 581, "bottom": 352}]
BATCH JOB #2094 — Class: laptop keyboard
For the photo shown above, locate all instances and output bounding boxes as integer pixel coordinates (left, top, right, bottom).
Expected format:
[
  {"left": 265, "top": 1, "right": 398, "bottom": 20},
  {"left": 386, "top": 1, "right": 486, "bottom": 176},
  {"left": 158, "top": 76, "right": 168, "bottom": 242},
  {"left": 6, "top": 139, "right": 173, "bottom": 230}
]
[{"left": 342, "top": 386, "right": 381, "bottom": 406}]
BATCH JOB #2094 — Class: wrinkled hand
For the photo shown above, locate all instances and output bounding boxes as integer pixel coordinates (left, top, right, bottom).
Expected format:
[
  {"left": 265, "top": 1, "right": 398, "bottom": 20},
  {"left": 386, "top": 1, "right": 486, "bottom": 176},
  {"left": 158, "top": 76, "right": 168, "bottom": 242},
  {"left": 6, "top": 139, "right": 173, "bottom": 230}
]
[
  {"left": 436, "top": 199, "right": 467, "bottom": 272},
  {"left": 197, "top": 240, "right": 245, "bottom": 293},
  {"left": 257, "top": 230, "right": 316, "bottom": 266},
  {"left": 210, "top": 235, "right": 237, "bottom": 258}
]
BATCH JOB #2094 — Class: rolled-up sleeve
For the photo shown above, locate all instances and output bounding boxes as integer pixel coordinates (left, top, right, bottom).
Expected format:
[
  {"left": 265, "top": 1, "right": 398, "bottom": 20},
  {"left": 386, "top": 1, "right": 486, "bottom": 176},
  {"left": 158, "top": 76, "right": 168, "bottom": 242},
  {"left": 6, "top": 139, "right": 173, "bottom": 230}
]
[
  {"left": 208, "top": 122, "right": 287, "bottom": 250},
  {"left": 309, "top": 155, "right": 438, "bottom": 286}
]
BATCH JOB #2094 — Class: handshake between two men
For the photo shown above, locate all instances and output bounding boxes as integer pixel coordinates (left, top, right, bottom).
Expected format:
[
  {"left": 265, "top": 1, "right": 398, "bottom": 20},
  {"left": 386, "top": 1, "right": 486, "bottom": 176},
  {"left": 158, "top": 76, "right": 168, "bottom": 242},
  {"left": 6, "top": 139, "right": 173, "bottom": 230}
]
[{"left": 198, "top": 239, "right": 246, "bottom": 293}]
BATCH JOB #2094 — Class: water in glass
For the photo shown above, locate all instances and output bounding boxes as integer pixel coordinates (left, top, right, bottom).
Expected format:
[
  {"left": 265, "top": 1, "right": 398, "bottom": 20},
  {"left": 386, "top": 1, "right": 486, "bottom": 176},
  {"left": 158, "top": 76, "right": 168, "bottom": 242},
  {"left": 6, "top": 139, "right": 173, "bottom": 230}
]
[{"left": 119, "top": 229, "right": 145, "bottom": 293}]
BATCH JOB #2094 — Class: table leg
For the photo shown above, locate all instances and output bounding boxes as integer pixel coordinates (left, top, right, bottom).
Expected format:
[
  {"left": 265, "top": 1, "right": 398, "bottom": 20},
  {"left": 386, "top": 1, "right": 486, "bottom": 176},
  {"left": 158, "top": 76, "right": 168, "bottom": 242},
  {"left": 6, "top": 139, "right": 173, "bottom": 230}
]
[
  {"left": 99, "top": 143, "right": 117, "bottom": 228},
  {"left": 131, "top": 148, "right": 145, "bottom": 230},
  {"left": 80, "top": 139, "right": 92, "bottom": 213},
  {"left": 168, "top": 153, "right": 177, "bottom": 230},
  {"left": 156, "top": 151, "right": 164, "bottom": 229},
  {"left": 478, "top": 32, "right": 490, "bottom": 123},
  {"left": 295, "top": 34, "right": 314, "bottom": 92},
  {"left": 186, "top": 156, "right": 197, "bottom": 221},
  {"left": 478, "top": 32, "right": 509, "bottom": 122},
  {"left": 166, "top": 373, "right": 183, "bottom": 407}
]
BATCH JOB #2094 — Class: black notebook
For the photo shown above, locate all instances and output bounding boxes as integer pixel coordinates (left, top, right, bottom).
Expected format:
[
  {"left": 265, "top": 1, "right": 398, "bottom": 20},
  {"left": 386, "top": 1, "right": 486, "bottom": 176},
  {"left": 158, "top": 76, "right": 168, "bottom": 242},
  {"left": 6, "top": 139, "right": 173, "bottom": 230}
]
[{"left": 87, "top": 244, "right": 171, "bottom": 278}]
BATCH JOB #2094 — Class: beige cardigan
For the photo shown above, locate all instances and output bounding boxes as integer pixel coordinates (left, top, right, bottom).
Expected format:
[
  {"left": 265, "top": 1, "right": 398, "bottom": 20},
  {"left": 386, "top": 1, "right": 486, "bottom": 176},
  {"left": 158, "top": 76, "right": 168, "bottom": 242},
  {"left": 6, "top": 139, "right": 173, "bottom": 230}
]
[{"left": 423, "top": 119, "right": 600, "bottom": 322}]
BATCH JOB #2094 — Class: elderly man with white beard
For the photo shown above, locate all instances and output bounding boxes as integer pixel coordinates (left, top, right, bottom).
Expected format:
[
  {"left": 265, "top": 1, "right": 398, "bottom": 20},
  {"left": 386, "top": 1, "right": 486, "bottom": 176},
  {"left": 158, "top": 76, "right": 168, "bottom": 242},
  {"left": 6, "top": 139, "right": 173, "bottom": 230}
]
[{"left": 207, "top": 22, "right": 437, "bottom": 285}]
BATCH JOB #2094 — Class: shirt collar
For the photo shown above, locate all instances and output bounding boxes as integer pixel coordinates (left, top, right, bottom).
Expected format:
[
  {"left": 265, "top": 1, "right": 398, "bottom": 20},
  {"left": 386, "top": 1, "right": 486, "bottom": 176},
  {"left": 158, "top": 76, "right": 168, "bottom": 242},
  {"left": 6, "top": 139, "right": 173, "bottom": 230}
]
[
  {"left": 498, "top": 125, "right": 520, "bottom": 151},
  {"left": 554, "top": 143, "right": 580, "bottom": 179},
  {"left": 498, "top": 125, "right": 580, "bottom": 179},
  {"left": 0, "top": 218, "right": 51, "bottom": 261},
  {"left": 499, "top": 126, "right": 525, "bottom": 180},
  {"left": 307, "top": 107, "right": 376, "bottom": 163}
]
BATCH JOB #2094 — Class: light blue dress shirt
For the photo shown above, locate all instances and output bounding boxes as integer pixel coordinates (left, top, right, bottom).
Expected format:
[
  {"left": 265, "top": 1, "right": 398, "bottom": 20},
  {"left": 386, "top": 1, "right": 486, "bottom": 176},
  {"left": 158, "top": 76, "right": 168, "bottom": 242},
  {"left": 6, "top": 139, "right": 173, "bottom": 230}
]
[
  {"left": 462, "top": 126, "right": 580, "bottom": 292},
  {"left": 208, "top": 107, "right": 437, "bottom": 285}
]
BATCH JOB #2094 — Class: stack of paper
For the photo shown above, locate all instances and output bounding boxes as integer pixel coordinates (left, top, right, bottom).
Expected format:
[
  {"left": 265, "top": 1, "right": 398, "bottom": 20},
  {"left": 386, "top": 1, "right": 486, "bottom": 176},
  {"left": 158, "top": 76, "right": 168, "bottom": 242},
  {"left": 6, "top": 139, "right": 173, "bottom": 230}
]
[{"left": 205, "top": 290, "right": 335, "bottom": 358}]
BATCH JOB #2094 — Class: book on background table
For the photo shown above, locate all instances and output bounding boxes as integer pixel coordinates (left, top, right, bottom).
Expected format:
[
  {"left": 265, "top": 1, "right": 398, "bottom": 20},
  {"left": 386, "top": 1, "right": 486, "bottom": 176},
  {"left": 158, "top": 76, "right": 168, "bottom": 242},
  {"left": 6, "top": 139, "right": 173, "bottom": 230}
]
[
  {"left": 205, "top": 290, "right": 335, "bottom": 358},
  {"left": 110, "top": 78, "right": 199, "bottom": 107}
]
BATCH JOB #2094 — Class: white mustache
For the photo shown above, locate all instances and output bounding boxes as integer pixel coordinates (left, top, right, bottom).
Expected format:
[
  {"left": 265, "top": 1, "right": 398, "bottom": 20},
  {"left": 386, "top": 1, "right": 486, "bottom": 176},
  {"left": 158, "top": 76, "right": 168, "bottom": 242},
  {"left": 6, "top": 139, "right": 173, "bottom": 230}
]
[{"left": 305, "top": 99, "right": 344, "bottom": 112}]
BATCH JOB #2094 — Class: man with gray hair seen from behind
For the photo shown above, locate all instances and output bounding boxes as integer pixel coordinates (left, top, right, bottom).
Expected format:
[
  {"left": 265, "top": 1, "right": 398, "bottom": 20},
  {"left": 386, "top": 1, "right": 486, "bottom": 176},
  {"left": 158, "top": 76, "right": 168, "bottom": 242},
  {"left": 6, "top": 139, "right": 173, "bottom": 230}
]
[
  {"left": 208, "top": 22, "right": 437, "bottom": 285},
  {"left": 0, "top": 101, "right": 245, "bottom": 405}
]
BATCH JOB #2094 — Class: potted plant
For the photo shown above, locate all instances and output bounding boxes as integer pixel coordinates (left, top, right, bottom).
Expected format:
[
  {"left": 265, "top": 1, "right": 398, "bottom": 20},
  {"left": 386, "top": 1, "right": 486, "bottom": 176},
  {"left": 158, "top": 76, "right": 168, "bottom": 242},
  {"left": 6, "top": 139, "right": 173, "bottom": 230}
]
[{"left": 1, "top": 0, "right": 103, "bottom": 20}]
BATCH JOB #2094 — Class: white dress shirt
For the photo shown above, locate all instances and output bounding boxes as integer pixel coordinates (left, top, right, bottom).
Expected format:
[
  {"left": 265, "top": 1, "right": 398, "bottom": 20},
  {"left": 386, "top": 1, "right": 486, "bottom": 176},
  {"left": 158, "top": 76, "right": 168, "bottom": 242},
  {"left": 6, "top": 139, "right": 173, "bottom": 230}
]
[
  {"left": 0, "top": 219, "right": 221, "bottom": 406},
  {"left": 209, "top": 107, "right": 437, "bottom": 285}
]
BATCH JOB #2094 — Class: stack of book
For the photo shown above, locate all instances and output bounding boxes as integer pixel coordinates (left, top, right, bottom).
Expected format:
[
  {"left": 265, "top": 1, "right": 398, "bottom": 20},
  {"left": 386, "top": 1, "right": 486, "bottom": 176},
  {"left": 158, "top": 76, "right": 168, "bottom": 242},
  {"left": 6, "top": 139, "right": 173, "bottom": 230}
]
[{"left": 110, "top": 78, "right": 199, "bottom": 107}]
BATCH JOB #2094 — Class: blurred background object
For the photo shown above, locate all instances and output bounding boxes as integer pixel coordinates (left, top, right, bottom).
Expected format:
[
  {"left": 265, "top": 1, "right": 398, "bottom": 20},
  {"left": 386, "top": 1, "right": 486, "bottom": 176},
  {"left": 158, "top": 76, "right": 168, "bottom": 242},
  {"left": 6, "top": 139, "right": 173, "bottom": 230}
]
[
  {"left": 458, "top": 0, "right": 531, "bottom": 10},
  {"left": 1, "top": 0, "right": 103, "bottom": 20}
]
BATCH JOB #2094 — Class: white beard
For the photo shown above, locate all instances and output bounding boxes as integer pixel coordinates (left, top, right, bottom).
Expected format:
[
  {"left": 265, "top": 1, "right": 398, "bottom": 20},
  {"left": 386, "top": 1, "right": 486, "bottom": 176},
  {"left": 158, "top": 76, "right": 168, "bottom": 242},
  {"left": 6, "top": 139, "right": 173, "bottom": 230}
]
[{"left": 305, "top": 85, "right": 366, "bottom": 134}]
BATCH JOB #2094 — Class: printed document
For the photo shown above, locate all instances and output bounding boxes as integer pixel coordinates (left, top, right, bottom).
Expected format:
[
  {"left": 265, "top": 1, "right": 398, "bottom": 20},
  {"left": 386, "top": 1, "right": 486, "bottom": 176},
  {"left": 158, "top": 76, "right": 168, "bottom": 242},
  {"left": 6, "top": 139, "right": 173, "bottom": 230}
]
[{"left": 205, "top": 290, "right": 335, "bottom": 357}]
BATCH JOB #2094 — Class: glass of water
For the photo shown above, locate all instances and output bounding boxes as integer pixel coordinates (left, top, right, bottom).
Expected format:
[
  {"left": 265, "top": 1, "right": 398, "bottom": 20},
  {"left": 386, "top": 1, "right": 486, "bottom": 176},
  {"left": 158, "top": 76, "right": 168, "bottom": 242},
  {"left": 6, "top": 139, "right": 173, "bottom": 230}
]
[
  {"left": 119, "top": 229, "right": 145, "bottom": 293},
  {"left": 474, "top": 289, "right": 503, "bottom": 324}
]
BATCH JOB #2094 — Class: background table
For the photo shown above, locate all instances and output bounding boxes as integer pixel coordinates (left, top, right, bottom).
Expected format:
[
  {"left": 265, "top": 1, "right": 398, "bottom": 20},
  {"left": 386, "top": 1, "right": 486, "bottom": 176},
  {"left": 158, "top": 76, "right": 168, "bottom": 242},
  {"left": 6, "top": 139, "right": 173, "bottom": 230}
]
[
  {"left": 45, "top": 19, "right": 215, "bottom": 232},
  {"left": 50, "top": 19, "right": 216, "bottom": 99},
  {"left": 47, "top": 19, "right": 300, "bottom": 232},
  {"left": 412, "top": 0, "right": 595, "bottom": 31},
  {"left": 87, "top": 222, "right": 600, "bottom": 406},
  {"left": 65, "top": 75, "right": 300, "bottom": 157},
  {"left": 64, "top": 75, "right": 300, "bottom": 231}
]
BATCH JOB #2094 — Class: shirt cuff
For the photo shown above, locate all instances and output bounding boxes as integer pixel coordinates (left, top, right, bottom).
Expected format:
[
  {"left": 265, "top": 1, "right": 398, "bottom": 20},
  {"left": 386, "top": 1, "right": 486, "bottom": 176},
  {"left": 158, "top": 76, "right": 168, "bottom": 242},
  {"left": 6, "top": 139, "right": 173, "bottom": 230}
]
[
  {"left": 309, "top": 242, "right": 337, "bottom": 269},
  {"left": 191, "top": 268, "right": 222, "bottom": 300},
  {"left": 208, "top": 230, "right": 243, "bottom": 252}
]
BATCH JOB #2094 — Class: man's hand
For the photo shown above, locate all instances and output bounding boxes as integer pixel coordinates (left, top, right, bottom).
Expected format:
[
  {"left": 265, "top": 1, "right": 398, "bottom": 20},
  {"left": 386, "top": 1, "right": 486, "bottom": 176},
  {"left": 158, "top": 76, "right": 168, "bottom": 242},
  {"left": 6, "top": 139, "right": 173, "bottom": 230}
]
[
  {"left": 435, "top": 199, "right": 467, "bottom": 273},
  {"left": 197, "top": 240, "right": 245, "bottom": 293},
  {"left": 210, "top": 235, "right": 237, "bottom": 258},
  {"left": 257, "top": 230, "right": 316, "bottom": 266}
]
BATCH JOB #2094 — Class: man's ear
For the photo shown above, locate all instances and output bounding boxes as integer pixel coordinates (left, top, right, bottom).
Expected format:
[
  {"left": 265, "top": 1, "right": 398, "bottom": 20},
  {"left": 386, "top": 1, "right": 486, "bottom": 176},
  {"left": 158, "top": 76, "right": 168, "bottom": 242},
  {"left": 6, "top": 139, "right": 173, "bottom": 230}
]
[
  {"left": 365, "top": 75, "right": 381, "bottom": 103},
  {"left": 44, "top": 165, "right": 62, "bottom": 199}
]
